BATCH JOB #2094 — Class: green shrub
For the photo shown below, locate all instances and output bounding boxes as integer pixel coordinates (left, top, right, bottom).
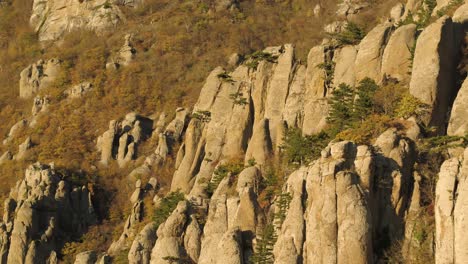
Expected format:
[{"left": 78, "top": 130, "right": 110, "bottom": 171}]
[
  {"left": 420, "top": 134, "right": 468, "bottom": 154},
  {"left": 274, "top": 192, "right": 292, "bottom": 226},
  {"left": 335, "top": 115, "right": 396, "bottom": 145},
  {"left": 191, "top": 111, "right": 211, "bottom": 123},
  {"left": 354, "top": 78, "right": 379, "bottom": 121},
  {"left": 229, "top": 92, "right": 248, "bottom": 106},
  {"left": 250, "top": 223, "right": 277, "bottom": 264},
  {"left": 394, "top": 92, "right": 430, "bottom": 119},
  {"left": 281, "top": 128, "right": 330, "bottom": 165},
  {"left": 217, "top": 72, "right": 235, "bottom": 83},
  {"left": 153, "top": 190, "right": 185, "bottom": 230},
  {"left": 328, "top": 22, "right": 366, "bottom": 46},
  {"left": 245, "top": 51, "right": 278, "bottom": 70},
  {"left": 436, "top": 0, "right": 463, "bottom": 17},
  {"left": 316, "top": 61, "right": 335, "bottom": 89},
  {"left": 206, "top": 162, "right": 244, "bottom": 196},
  {"left": 373, "top": 82, "right": 407, "bottom": 116}
]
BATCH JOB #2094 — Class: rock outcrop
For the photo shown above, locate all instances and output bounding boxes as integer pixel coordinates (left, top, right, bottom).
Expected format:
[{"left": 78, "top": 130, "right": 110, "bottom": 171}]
[
  {"left": 3, "top": 119, "right": 28, "bottom": 145},
  {"left": 97, "top": 112, "right": 153, "bottom": 166},
  {"left": 19, "top": 59, "right": 61, "bottom": 98},
  {"left": 354, "top": 22, "right": 393, "bottom": 83},
  {"left": 435, "top": 148, "right": 468, "bottom": 264},
  {"left": 409, "top": 16, "right": 459, "bottom": 131},
  {"left": 30, "top": 0, "right": 125, "bottom": 41},
  {"left": 448, "top": 77, "right": 468, "bottom": 136},
  {"left": 66, "top": 82, "right": 93, "bottom": 99},
  {"left": 381, "top": 24, "right": 417, "bottom": 82},
  {"left": 0, "top": 163, "right": 96, "bottom": 263}
]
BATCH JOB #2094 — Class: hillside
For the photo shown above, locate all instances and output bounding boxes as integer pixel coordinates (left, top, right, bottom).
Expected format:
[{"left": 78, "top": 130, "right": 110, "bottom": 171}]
[{"left": 0, "top": 0, "right": 467, "bottom": 263}]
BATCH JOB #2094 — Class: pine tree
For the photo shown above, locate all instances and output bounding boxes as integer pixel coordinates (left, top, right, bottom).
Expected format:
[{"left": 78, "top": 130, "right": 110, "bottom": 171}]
[
  {"left": 327, "top": 83, "right": 355, "bottom": 133},
  {"left": 354, "top": 78, "right": 379, "bottom": 121},
  {"left": 274, "top": 193, "right": 292, "bottom": 227},
  {"left": 250, "top": 224, "right": 277, "bottom": 264}
]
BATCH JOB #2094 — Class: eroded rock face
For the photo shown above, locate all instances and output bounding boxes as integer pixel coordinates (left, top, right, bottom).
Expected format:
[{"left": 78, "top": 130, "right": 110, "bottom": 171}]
[
  {"left": 409, "top": 16, "right": 459, "bottom": 130},
  {"left": 435, "top": 148, "right": 468, "bottom": 264},
  {"left": 66, "top": 82, "right": 93, "bottom": 99},
  {"left": 3, "top": 119, "right": 28, "bottom": 145},
  {"left": 0, "top": 163, "right": 96, "bottom": 264},
  {"left": 336, "top": 0, "right": 369, "bottom": 18},
  {"left": 150, "top": 201, "right": 189, "bottom": 264},
  {"left": 30, "top": 0, "right": 125, "bottom": 41},
  {"left": 97, "top": 112, "right": 153, "bottom": 166},
  {"left": 333, "top": 45, "right": 357, "bottom": 87},
  {"left": 354, "top": 22, "right": 393, "bottom": 83},
  {"left": 381, "top": 24, "right": 417, "bottom": 82},
  {"left": 448, "top": 77, "right": 468, "bottom": 136},
  {"left": 128, "top": 223, "right": 157, "bottom": 264},
  {"left": 19, "top": 59, "right": 61, "bottom": 98}
]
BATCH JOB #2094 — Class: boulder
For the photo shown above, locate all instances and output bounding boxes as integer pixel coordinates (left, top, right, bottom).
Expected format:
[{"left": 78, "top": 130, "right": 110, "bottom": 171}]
[
  {"left": 274, "top": 169, "right": 306, "bottom": 263},
  {"left": 453, "top": 3, "right": 468, "bottom": 24},
  {"left": 336, "top": 0, "right": 370, "bottom": 18},
  {"left": 184, "top": 216, "right": 202, "bottom": 262}
]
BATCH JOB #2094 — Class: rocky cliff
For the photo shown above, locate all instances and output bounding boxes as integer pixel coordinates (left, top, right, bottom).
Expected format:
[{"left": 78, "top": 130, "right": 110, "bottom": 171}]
[{"left": 0, "top": 0, "right": 467, "bottom": 263}]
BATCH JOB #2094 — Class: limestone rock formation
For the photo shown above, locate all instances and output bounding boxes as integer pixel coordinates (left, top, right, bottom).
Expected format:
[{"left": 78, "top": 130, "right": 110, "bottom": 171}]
[
  {"left": 97, "top": 112, "right": 153, "bottom": 166},
  {"left": 448, "top": 77, "right": 468, "bottom": 136},
  {"left": 66, "top": 82, "right": 93, "bottom": 98},
  {"left": 0, "top": 163, "right": 96, "bottom": 263},
  {"left": 107, "top": 34, "right": 136, "bottom": 69},
  {"left": 150, "top": 201, "right": 189, "bottom": 264},
  {"left": 19, "top": 59, "right": 61, "bottom": 98},
  {"left": 381, "top": 24, "right": 417, "bottom": 82},
  {"left": 15, "top": 137, "right": 33, "bottom": 160},
  {"left": 409, "top": 16, "right": 459, "bottom": 130},
  {"left": 354, "top": 22, "right": 393, "bottom": 83},
  {"left": 128, "top": 223, "right": 157, "bottom": 264},
  {"left": 30, "top": 0, "right": 125, "bottom": 41},
  {"left": 336, "top": 0, "right": 369, "bottom": 18},
  {"left": 333, "top": 45, "right": 357, "bottom": 87},
  {"left": 3, "top": 119, "right": 28, "bottom": 145},
  {"left": 435, "top": 148, "right": 468, "bottom": 264},
  {"left": 31, "top": 96, "right": 50, "bottom": 127}
]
